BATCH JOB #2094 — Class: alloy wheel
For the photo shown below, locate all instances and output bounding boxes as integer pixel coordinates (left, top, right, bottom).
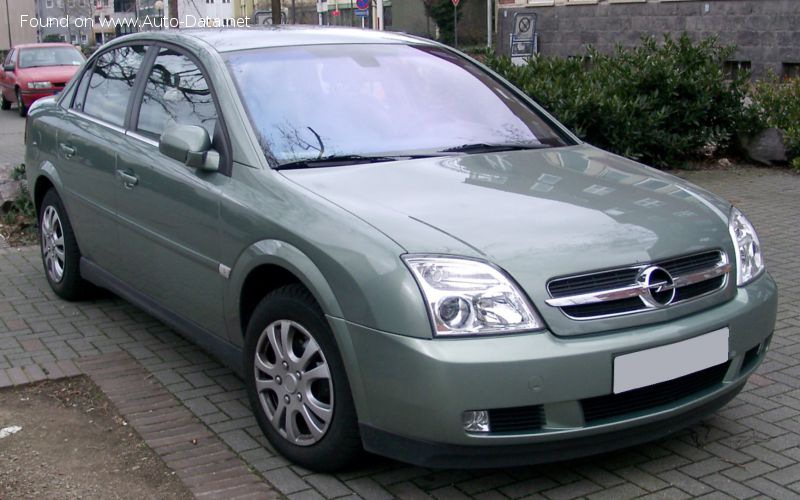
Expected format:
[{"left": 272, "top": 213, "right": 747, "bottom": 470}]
[
  {"left": 254, "top": 319, "right": 334, "bottom": 446},
  {"left": 41, "top": 205, "right": 66, "bottom": 283}
]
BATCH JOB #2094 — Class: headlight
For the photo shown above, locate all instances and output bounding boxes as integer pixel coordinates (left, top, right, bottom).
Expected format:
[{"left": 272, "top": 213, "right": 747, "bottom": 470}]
[
  {"left": 403, "top": 255, "right": 544, "bottom": 336},
  {"left": 728, "top": 207, "right": 764, "bottom": 286},
  {"left": 28, "top": 81, "right": 52, "bottom": 89}
]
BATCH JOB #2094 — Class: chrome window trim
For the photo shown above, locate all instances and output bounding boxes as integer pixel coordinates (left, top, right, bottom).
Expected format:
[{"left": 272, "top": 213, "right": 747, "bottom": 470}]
[
  {"left": 545, "top": 251, "right": 730, "bottom": 320},
  {"left": 67, "top": 109, "right": 126, "bottom": 135},
  {"left": 126, "top": 130, "right": 159, "bottom": 147}
]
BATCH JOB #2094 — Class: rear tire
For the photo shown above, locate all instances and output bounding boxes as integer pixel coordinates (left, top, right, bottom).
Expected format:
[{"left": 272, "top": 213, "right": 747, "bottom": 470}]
[
  {"left": 39, "top": 189, "right": 90, "bottom": 300},
  {"left": 244, "top": 284, "right": 362, "bottom": 472}
]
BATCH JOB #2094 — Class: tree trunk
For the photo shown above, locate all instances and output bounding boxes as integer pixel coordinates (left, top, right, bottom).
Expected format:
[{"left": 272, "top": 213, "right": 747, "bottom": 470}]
[{"left": 272, "top": 0, "right": 281, "bottom": 24}]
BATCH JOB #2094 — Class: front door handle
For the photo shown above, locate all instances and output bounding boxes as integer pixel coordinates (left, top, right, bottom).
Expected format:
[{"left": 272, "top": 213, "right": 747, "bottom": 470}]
[
  {"left": 116, "top": 170, "right": 139, "bottom": 189},
  {"left": 59, "top": 143, "right": 76, "bottom": 158}
]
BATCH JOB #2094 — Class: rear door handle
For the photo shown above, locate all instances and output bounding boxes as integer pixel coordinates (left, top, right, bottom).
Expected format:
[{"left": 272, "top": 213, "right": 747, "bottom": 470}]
[
  {"left": 59, "top": 143, "right": 76, "bottom": 158},
  {"left": 116, "top": 170, "right": 139, "bottom": 189}
]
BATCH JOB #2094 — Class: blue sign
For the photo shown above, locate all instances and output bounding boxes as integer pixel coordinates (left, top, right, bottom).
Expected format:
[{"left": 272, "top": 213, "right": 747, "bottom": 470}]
[
  {"left": 355, "top": 9, "right": 368, "bottom": 17},
  {"left": 356, "top": 0, "right": 369, "bottom": 10}
]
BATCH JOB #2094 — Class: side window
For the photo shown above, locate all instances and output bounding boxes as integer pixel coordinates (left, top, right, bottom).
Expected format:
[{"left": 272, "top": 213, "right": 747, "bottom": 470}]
[
  {"left": 83, "top": 45, "right": 147, "bottom": 127},
  {"left": 136, "top": 48, "right": 218, "bottom": 140}
]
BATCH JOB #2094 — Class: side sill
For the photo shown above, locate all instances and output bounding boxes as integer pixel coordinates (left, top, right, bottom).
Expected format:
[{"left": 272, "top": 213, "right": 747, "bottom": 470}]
[{"left": 80, "top": 257, "right": 243, "bottom": 377}]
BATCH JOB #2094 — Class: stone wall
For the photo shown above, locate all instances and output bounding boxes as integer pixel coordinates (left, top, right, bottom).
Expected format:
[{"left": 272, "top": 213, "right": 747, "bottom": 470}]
[{"left": 497, "top": 0, "right": 800, "bottom": 78}]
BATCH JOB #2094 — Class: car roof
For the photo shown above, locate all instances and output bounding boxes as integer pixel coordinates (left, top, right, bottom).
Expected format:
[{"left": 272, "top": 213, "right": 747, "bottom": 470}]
[{"left": 114, "top": 26, "right": 435, "bottom": 53}]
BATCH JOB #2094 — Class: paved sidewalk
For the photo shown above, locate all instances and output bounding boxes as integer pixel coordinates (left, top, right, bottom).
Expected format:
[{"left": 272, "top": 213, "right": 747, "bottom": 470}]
[{"left": 1, "top": 166, "right": 799, "bottom": 499}]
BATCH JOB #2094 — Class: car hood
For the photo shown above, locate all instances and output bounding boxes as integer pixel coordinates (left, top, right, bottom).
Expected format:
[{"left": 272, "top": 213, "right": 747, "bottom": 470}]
[
  {"left": 18, "top": 65, "right": 80, "bottom": 83},
  {"left": 282, "top": 145, "right": 735, "bottom": 334}
]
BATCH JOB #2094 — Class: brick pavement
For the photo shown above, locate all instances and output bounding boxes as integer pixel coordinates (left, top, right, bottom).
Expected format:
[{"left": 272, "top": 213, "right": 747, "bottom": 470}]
[{"left": 0, "top": 166, "right": 798, "bottom": 499}]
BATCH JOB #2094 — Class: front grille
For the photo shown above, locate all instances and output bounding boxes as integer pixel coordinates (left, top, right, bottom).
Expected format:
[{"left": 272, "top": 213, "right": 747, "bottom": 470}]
[
  {"left": 581, "top": 361, "right": 730, "bottom": 424},
  {"left": 488, "top": 405, "right": 544, "bottom": 433},
  {"left": 547, "top": 250, "right": 728, "bottom": 320}
]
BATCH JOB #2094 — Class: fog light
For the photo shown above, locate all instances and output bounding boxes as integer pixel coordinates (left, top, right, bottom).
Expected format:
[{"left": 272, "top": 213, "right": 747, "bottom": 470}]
[{"left": 462, "top": 410, "right": 490, "bottom": 433}]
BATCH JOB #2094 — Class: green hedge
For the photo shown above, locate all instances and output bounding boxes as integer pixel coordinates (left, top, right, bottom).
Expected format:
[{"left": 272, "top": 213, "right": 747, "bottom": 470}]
[
  {"left": 484, "top": 35, "right": 750, "bottom": 167},
  {"left": 747, "top": 74, "right": 800, "bottom": 168}
]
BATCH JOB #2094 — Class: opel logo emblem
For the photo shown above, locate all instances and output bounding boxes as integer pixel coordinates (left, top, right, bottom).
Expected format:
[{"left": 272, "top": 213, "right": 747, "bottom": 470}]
[{"left": 637, "top": 266, "right": 676, "bottom": 308}]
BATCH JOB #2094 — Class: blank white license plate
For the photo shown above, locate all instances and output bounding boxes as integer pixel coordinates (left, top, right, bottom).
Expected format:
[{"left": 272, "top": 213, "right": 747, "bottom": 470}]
[{"left": 613, "top": 327, "right": 729, "bottom": 394}]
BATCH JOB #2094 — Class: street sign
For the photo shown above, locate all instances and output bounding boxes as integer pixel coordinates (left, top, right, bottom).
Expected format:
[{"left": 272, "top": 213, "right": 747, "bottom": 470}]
[
  {"left": 356, "top": 0, "right": 369, "bottom": 9},
  {"left": 333, "top": 9, "right": 340, "bottom": 16},
  {"left": 510, "top": 12, "right": 538, "bottom": 66},
  {"left": 355, "top": 9, "right": 368, "bottom": 17},
  {"left": 452, "top": 0, "right": 460, "bottom": 6},
  {"left": 316, "top": 0, "right": 328, "bottom": 13}
]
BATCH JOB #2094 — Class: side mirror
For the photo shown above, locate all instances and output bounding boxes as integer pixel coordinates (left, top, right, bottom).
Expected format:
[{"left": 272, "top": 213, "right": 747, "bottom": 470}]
[
  {"left": 3, "top": 63, "right": 14, "bottom": 72},
  {"left": 159, "top": 124, "right": 219, "bottom": 172}
]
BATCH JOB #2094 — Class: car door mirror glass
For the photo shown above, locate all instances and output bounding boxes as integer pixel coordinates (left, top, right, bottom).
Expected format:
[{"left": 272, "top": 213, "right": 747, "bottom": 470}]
[
  {"left": 3, "top": 63, "right": 14, "bottom": 72},
  {"left": 159, "top": 123, "right": 219, "bottom": 172}
]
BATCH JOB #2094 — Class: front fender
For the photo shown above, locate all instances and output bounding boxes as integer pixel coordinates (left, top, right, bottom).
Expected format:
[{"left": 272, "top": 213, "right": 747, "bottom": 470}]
[{"left": 224, "top": 238, "right": 345, "bottom": 348}]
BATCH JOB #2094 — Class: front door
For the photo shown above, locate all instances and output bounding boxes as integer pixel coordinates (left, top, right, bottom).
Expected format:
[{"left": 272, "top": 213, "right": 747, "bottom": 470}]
[{"left": 116, "top": 46, "right": 228, "bottom": 337}]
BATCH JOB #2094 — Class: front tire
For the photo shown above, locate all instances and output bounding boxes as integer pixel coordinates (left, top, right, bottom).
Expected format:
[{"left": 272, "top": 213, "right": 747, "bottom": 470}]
[
  {"left": 39, "top": 189, "right": 89, "bottom": 300},
  {"left": 16, "top": 88, "right": 26, "bottom": 117},
  {"left": 244, "top": 284, "right": 362, "bottom": 471}
]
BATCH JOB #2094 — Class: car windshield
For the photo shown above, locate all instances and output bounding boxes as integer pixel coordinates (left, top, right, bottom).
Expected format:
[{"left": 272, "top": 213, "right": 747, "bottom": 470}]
[
  {"left": 19, "top": 47, "right": 85, "bottom": 68},
  {"left": 226, "top": 44, "right": 572, "bottom": 166}
]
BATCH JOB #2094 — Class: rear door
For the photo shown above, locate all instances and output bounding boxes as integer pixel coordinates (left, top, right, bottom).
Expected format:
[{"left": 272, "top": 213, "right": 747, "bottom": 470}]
[
  {"left": 55, "top": 44, "right": 149, "bottom": 273},
  {"left": 116, "top": 45, "right": 229, "bottom": 336}
]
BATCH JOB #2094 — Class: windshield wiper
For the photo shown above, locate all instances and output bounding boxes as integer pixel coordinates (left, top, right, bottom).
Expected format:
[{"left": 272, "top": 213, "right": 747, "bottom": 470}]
[
  {"left": 439, "top": 143, "right": 551, "bottom": 154},
  {"left": 276, "top": 154, "right": 436, "bottom": 170}
]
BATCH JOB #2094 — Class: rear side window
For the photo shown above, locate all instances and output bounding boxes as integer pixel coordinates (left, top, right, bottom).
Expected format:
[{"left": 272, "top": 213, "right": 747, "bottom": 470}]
[
  {"left": 136, "top": 48, "right": 217, "bottom": 139},
  {"left": 83, "top": 45, "right": 147, "bottom": 127}
]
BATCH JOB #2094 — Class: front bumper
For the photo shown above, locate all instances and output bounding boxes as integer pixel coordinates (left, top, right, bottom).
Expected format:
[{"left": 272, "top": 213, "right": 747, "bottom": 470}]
[
  {"left": 20, "top": 88, "right": 61, "bottom": 106},
  {"left": 332, "top": 272, "right": 777, "bottom": 467}
]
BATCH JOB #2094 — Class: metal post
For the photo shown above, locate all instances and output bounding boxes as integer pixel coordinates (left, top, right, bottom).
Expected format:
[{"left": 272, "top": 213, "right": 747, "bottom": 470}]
[
  {"left": 376, "top": 0, "right": 383, "bottom": 30},
  {"left": 454, "top": 3, "right": 458, "bottom": 48},
  {"left": 4, "top": 0, "right": 12, "bottom": 49},
  {"left": 487, "top": 0, "right": 492, "bottom": 47},
  {"left": 291, "top": 0, "right": 296, "bottom": 23}
]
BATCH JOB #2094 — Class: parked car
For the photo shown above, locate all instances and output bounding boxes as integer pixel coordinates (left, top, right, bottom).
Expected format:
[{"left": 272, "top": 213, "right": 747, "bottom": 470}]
[
  {"left": 1, "top": 43, "right": 84, "bottom": 117},
  {"left": 24, "top": 28, "right": 777, "bottom": 471}
]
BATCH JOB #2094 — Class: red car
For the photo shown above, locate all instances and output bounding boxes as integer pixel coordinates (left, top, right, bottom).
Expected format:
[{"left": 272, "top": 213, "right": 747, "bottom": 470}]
[{"left": 1, "top": 43, "right": 85, "bottom": 117}]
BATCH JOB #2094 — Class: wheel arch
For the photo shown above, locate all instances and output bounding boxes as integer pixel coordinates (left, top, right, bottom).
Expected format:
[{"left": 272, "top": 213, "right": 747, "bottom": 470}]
[
  {"left": 32, "top": 162, "right": 64, "bottom": 216},
  {"left": 228, "top": 239, "right": 345, "bottom": 345}
]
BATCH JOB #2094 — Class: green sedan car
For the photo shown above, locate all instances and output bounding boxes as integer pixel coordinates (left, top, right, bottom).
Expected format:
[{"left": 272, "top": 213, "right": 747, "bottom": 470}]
[{"left": 24, "top": 28, "right": 777, "bottom": 471}]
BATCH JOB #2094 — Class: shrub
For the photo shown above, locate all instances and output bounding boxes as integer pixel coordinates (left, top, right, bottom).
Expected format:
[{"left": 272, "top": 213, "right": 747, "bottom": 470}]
[
  {"left": 484, "top": 34, "right": 750, "bottom": 167},
  {"left": 746, "top": 74, "right": 800, "bottom": 161}
]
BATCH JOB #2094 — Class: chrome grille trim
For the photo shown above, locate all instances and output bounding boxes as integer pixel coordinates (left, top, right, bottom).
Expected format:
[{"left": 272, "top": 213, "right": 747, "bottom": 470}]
[{"left": 545, "top": 251, "right": 729, "bottom": 320}]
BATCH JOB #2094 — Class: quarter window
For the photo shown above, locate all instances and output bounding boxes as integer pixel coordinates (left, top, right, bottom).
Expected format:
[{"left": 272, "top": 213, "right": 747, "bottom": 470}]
[
  {"left": 3, "top": 49, "right": 15, "bottom": 67},
  {"left": 82, "top": 45, "right": 146, "bottom": 127},
  {"left": 136, "top": 48, "right": 217, "bottom": 139},
  {"left": 72, "top": 64, "right": 93, "bottom": 111}
]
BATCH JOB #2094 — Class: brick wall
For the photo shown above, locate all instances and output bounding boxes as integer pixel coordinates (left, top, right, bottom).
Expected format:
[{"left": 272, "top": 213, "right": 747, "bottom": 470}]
[{"left": 497, "top": 0, "right": 800, "bottom": 78}]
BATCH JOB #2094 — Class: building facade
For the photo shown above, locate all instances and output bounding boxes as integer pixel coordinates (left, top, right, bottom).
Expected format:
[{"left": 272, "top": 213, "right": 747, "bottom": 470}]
[
  {"left": 497, "top": 0, "right": 800, "bottom": 78},
  {"left": 1, "top": 0, "right": 38, "bottom": 50},
  {"left": 36, "top": 0, "right": 94, "bottom": 45},
  {"left": 171, "top": 0, "right": 235, "bottom": 27}
]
